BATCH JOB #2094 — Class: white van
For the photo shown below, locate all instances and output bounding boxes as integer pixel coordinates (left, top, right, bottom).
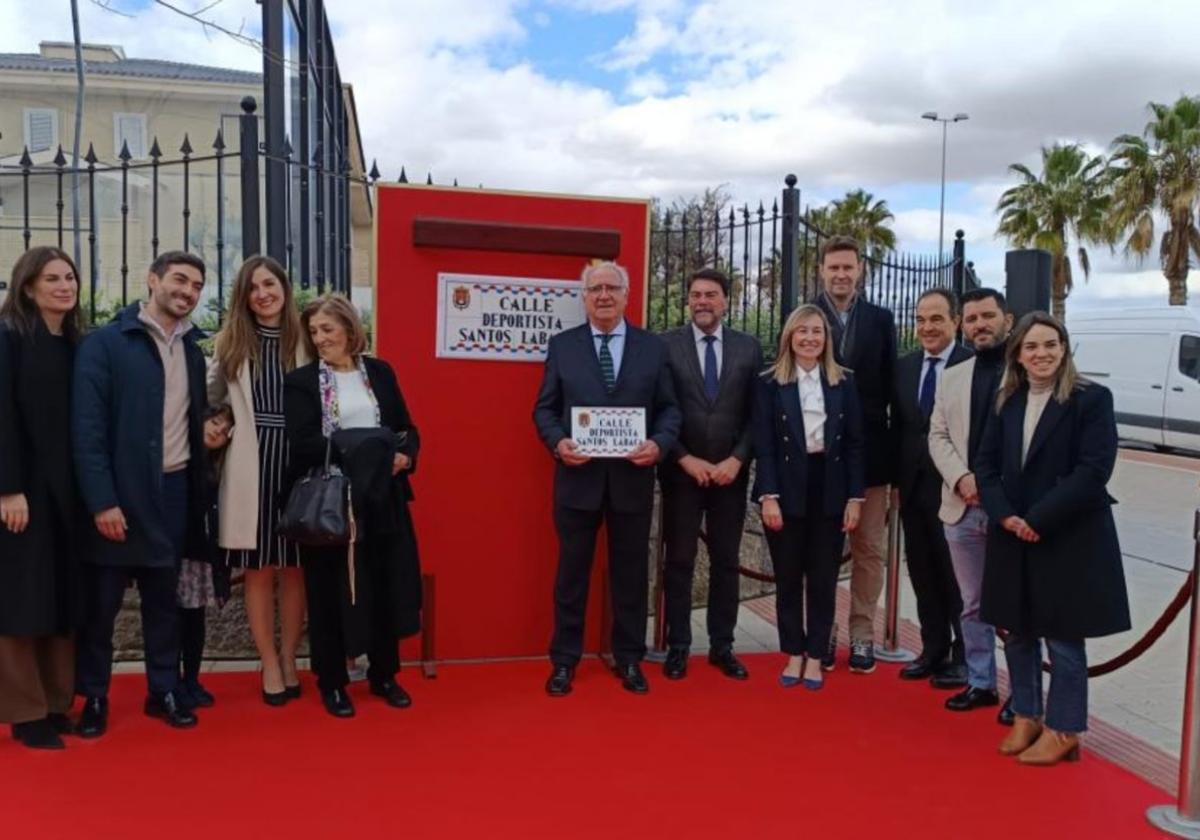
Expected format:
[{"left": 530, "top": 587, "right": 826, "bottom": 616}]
[{"left": 1066, "top": 306, "right": 1200, "bottom": 454}]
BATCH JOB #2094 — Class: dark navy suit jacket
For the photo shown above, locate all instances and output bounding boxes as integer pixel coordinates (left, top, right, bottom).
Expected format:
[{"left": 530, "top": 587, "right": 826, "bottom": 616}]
[
  {"left": 751, "top": 369, "right": 866, "bottom": 518},
  {"left": 532, "top": 321, "right": 680, "bottom": 513}
]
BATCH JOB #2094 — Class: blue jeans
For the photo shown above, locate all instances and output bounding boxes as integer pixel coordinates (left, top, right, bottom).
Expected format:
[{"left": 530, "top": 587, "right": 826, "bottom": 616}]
[
  {"left": 1005, "top": 634, "right": 1088, "bottom": 734},
  {"left": 943, "top": 506, "right": 996, "bottom": 690}
]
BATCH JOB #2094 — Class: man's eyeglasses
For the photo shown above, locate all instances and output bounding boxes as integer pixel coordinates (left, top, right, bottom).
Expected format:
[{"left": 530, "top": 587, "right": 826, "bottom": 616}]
[{"left": 584, "top": 284, "right": 624, "bottom": 296}]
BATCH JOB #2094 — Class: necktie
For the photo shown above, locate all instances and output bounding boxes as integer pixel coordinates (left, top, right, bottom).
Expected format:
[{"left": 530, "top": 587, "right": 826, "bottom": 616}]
[
  {"left": 919, "top": 356, "right": 941, "bottom": 418},
  {"left": 598, "top": 333, "right": 616, "bottom": 392},
  {"left": 702, "top": 335, "right": 719, "bottom": 402}
]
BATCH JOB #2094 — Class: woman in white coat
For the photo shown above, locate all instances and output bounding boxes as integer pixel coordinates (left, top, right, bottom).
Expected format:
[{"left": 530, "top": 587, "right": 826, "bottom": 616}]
[{"left": 208, "top": 256, "right": 310, "bottom": 704}]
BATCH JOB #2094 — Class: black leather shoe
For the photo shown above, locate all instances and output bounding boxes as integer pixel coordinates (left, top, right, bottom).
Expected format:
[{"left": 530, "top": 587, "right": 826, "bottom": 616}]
[
  {"left": 320, "top": 688, "right": 356, "bottom": 718},
  {"left": 930, "top": 662, "right": 968, "bottom": 690},
  {"left": 284, "top": 683, "right": 302, "bottom": 700},
  {"left": 370, "top": 679, "right": 412, "bottom": 709},
  {"left": 46, "top": 712, "right": 74, "bottom": 736},
  {"left": 899, "top": 657, "right": 934, "bottom": 680},
  {"left": 945, "top": 686, "right": 1000, "bottom": 712},
  {"left": 182, "top": 681, "right": 215, "bottom": 708},
  {"left": 997, "top": 695, "right": 1015, "bottom": 727},
  {"left": 144, "top": 691, "right": 198, "bottom": 728},
  {"left": 545, "top": 664, "right": 574, "bottom": 697},
  {"left": 708, "top": 648, "right": 749, "bottom": 680},
  {"left": 12, "top": 719, "right": 65, "bottom": 750},
  {"left": 76, "top": 696, "right": 108, "bottom": 739},
  {"left": 663, "top": 648, "right": 688, "bottom": 680},
  {"left": 617, "top": 662, "right": 649, "bottom": 694},
  {"left": 262, "top": 688, "right": 289, "bottom": 707}
]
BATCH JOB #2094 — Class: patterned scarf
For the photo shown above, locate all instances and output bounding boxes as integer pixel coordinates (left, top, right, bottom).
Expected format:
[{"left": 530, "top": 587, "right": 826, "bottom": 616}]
[{"left": 317, "top": 356, "right": 381, "bottom": 438}]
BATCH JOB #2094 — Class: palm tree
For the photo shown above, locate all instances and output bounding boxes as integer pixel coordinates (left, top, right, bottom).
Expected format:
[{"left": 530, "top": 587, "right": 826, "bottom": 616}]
[
  {"left": 995, "top": 143, "right": 1109, "bottom": 321},
  {"left": 1108, "top": 95, "right": 1200, "bottom": 305},
  {"left": 822, "top": 189, "right": 898, "bottom": 262}
]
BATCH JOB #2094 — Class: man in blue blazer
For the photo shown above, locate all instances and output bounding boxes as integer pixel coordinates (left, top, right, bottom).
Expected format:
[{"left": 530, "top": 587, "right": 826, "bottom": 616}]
[
  {"left": 533, "top": 261, "right": 681, "bottom": 696},
  {"left": 72, "top": 252, "right": 210, "bottom": 736}
]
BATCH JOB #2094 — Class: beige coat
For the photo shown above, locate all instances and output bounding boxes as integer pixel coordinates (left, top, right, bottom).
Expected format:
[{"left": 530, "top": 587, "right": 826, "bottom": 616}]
[
  {"left": 927, "top": 356, "right": 977, "bottom": 526},
  {"left": 207, "top": 345, "right": 309, "bottom": 549}
]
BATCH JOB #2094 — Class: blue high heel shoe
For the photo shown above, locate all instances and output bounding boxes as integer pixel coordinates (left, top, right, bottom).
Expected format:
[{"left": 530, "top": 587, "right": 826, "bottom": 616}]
[
  {"left": 779, "top": 656, "right": 805, "bottom": 688},
  {"left": 802, "top": 676, "right": 825, "bottom": 691}
]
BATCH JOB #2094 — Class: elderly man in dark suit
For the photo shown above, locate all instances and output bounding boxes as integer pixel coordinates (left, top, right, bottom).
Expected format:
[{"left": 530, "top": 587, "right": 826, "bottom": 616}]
[
  {"left": 814, "top": 236, "right": 896, "bottom": 674},
  {"left": 657, "top": 268, "right": 762, "bottom": 681},
  {"left": 533, "top": 261, "right": 681, "bottom": 696},
  {"left": 891, "top": 287, "right": 972, "bottom": 687}
]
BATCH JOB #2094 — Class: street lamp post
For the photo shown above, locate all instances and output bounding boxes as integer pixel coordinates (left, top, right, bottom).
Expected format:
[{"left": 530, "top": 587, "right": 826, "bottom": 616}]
[{"left": 921, "top": 111, "right": 968, "bottom": 260}]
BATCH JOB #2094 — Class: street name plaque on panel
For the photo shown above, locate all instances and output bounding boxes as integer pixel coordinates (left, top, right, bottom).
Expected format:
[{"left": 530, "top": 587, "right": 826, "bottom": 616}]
[
  {"left": 435, "top": 272, "right": 585, "bottom": 362},
  {"left": 571, "top": 407, "right": 646, "bottom": 457}
]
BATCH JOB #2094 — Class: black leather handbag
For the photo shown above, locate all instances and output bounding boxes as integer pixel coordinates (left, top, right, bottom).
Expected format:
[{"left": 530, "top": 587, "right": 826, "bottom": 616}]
[{"left": 279, "top": 438, "right": 354, "bottom": 547}]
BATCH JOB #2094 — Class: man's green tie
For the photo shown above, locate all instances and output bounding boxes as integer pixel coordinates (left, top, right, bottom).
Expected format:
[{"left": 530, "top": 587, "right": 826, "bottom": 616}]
[{"left": 599, "top": 333, "right": 616, "bottom": 392}]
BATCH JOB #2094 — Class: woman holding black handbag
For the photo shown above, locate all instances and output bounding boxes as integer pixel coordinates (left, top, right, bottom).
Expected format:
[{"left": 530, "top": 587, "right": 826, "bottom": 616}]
[{"left": 284, "top": 294, "right": 422, "bottom": 718}]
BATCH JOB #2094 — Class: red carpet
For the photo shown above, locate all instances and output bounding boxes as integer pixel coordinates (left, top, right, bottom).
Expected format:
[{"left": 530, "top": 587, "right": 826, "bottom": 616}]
[{"left": 0, "top": 655, "right": 1172, "bottom": 839}]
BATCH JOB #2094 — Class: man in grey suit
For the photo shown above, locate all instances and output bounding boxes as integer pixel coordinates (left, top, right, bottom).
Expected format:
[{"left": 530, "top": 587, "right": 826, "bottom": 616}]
[
  {"left": 928, "top": 287, "right": 1015, "bottom": 720},
  {"left": 658, "top": 268, "right": 763, "bottom": 680}
]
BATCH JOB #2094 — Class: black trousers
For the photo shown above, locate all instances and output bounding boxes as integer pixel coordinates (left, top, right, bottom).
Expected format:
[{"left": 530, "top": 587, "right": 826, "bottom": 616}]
[
  {"left": 900, "top": 473, "right": 963, "bottom": 664},
  {"left": 302, "top": 545, "right": 400, "bottom": 693},
  {"left": 764, "top": 457, "right": 842, "bottom": 658},
  {"left": 550, "top": 502, "right": 652, "bottom": 668},
  {"left": 76, "top": 471, "right": 187, "bottom": 699},
  {"left": 661, "top": 474, "right": 747, "bottom": 652}
]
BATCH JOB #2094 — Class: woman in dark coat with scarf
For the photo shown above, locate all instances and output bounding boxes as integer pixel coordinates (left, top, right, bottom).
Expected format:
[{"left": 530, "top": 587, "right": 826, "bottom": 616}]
[
  {"left": 975, "top": 311, "right": 1130, "bottom": 766},
  {"left": 284, "top": 294, "right": 422, "bottom": 719},
  {"left": 0, "top": 247, "right": 86, "bottom": 749}
]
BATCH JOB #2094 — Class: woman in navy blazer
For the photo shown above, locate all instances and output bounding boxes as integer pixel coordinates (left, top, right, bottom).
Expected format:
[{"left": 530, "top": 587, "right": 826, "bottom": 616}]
[
  {"left": 975, "top": 312, "right": 1130, "bottom": 766},
  {"left": 753, "top": 304, "right": 865, "bottom": 690}
]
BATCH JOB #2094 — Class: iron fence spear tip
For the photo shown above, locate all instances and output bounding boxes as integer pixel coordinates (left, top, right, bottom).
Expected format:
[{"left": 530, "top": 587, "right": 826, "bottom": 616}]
[
  {"left": 180, "top": 135, "right": 193, "bottom": 156},
  {"left": 53, "top": 146, "right": 66, "bottom": 167},
  {"left": 19, "top": 147, "right": 32, "bottom": 168},
  {"left": 84, "top": 144, "right": 97, "bottom": 165},
  {"left": 119, "top": 140, "right": 131, "bottom": 162},
  {"left": 149, "top": 138, "right": 162, "bottom": 159}
]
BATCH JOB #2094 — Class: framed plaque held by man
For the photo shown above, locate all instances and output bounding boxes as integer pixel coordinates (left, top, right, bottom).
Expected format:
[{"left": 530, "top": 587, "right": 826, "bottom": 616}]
[{"left": 570, "top": 406, "right": 646, "bottom": 457}]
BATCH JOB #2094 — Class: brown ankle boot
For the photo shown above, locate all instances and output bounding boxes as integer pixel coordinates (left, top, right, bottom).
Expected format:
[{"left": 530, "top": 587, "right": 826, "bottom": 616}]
[
  {"left": 999, "top": 715, "right": 1043, "bottom": 755},
  {"left": 1018, "top": 728, "right": 1081, "bottom": 765}
]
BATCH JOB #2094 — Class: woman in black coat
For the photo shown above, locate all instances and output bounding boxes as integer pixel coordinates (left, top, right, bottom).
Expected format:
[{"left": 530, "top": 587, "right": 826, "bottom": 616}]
[
  {"left": 975, "top": 311, "right": 1130, "bottom": 766},
  {"left": 753, "top": 304, "right": 865, "bottom": 691},
  {"left": 0, "top": 247, "right": 86, "bottom": 749},
  {"left": 284, "top": 294, "right": 422, "bottom": 719}
]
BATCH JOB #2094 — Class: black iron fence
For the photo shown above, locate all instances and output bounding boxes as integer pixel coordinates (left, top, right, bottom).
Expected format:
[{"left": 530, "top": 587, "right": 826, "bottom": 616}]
[
  {"left": 0, "top": 97, "right": 365, "bottom": 328},
  {"left": 648, "top": 175, "right": 977, "bottom": 354}
]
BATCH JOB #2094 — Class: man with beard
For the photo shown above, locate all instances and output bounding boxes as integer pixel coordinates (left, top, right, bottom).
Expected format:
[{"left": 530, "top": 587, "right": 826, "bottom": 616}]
[
  {"left": 928, "top": 288, "right": 1015, "bottom": 719},
  {"left": 73, "top": 251, "right": 210, "bottom": 736},
  {"left": 658, "top": 268, "right": 762, "bottom": 681},
  {"left": 814, "top": 236, "right": 895, "bottom": 674}
]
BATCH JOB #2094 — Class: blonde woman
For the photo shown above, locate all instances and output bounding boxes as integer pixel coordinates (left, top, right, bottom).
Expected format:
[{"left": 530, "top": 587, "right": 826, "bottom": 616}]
[
  {"left": 752, "top": 304, "right": 865, "bottom": 690},
  {"left": 975, "top": 312, "right": 1130, "bottom": 765},
  {"left": 208, "top": 256, "right": 309, "bottom": 705}
]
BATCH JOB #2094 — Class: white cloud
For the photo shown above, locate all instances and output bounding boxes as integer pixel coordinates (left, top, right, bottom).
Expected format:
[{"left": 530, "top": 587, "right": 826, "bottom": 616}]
[{"left": 5, "top": 0, "right": 1199, "bottom": 300}]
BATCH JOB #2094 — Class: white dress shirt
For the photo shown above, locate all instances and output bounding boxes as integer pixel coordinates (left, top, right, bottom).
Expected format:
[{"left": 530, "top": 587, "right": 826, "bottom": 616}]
[
  {"left": 796, "top": 365, "right": 826, "bottom": 454},
  {"left": 916, "top": 341, "right": 957, "bottom": 401},
  {"left": 692, "top": 322, "right": 723, "bottom": 378}
]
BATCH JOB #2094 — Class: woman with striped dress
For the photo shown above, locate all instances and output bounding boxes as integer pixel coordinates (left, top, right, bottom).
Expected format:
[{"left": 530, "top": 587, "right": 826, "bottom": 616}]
[{"left": 208, "top": 256, "right": 309, "bottom": 704}]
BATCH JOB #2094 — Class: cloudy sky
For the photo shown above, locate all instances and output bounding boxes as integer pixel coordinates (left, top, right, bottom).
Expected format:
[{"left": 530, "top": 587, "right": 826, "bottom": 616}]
[{"left": 3, "top": 0, "right": 1198, "bottom": 307}]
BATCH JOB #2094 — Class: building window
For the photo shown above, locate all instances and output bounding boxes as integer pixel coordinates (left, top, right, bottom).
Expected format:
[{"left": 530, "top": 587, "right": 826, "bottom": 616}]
[
  {"left": 23, "top": 108, "right": 58, "bottom": 153},
  {"left": 114, "top": 113, "right": 148, "bottom": 159}
]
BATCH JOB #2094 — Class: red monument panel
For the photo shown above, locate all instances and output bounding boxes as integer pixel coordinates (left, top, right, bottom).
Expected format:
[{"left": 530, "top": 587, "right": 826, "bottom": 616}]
[{"left": 374, "top": 184, "right": 650, "bottom": 660}]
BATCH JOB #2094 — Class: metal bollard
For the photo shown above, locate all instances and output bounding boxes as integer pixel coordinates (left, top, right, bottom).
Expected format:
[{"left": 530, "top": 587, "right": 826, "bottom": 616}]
[
  {"left": 1147, "top": 509, "right": 1200, "bottom": 838},
  {"left": 875, "top": 499, "right": 916, "bottom": 663}
]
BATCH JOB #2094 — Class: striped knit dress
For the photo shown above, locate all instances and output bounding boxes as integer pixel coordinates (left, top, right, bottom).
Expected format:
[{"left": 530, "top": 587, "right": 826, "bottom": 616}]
[{"left": 225, "top": 325, "right": 300, "bottom": 569}]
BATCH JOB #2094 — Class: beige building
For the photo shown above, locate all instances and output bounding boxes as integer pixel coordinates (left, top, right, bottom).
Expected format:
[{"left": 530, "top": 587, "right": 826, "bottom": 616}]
[{"left": 0, "top": 41, "right": 372, "bottom": 310}]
